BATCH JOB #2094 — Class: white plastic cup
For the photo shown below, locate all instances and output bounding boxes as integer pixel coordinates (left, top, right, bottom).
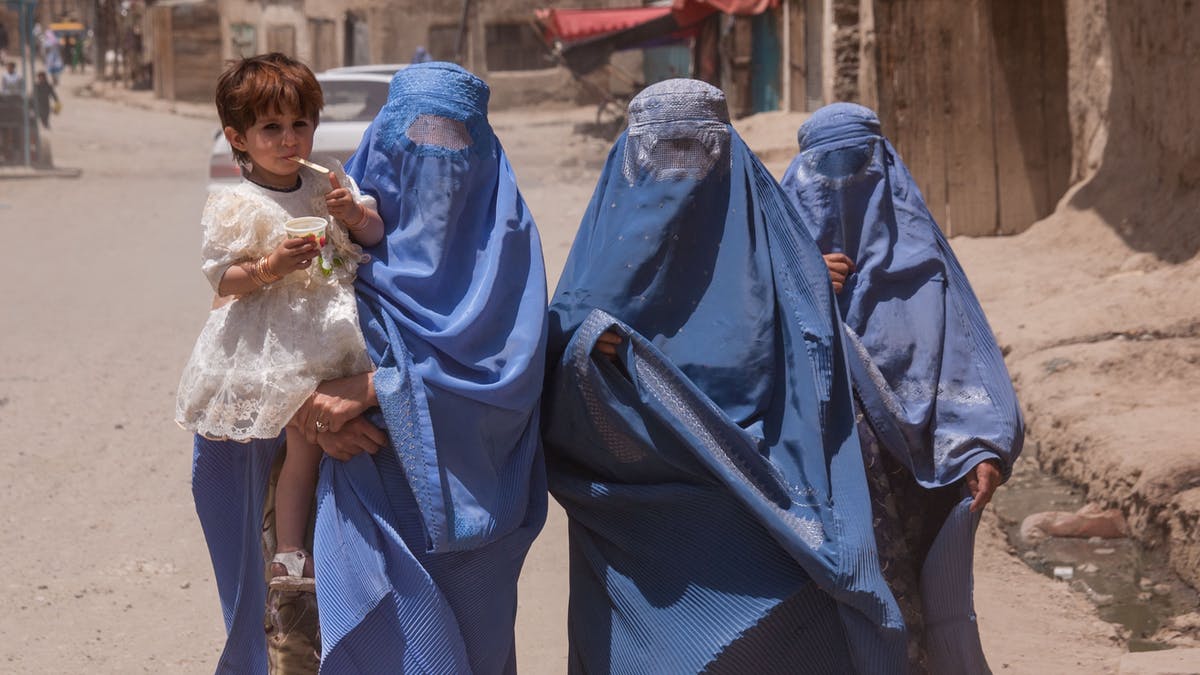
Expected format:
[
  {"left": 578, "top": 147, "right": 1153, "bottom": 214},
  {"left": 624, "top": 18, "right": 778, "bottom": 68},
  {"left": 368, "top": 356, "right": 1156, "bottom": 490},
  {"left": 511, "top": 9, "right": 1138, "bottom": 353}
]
[{"left": 283, "top": 216, "right": 328, "bottom": 243}]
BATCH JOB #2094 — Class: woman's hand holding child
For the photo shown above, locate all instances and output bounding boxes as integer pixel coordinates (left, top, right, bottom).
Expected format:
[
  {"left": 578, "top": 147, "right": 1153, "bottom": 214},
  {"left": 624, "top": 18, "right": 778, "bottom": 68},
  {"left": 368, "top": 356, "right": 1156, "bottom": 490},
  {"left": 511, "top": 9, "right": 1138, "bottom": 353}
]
[{"left": 294, "top": 372, "right": 379, "bottom": 444}]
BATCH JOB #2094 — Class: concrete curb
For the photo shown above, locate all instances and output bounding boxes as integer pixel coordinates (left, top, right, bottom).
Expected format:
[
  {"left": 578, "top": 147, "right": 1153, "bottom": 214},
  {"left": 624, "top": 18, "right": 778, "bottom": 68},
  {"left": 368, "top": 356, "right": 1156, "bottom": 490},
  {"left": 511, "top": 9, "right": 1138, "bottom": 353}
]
[
  {"left": 0, "top": 166, "right": 83, "bottom": 180},
  {"left": 75, "top": 81, "right": 215, "bottom": 122}
]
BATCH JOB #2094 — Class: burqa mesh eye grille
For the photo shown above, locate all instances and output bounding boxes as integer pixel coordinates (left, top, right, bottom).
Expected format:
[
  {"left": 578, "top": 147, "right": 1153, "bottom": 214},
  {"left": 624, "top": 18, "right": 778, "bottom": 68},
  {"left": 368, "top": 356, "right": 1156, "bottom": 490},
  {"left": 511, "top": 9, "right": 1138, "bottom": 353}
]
[
  {"left": 794, "top": 139, "right": 879, "bottom": 190},
  {"left": 406, "top": 114, "right": 473, "bottom": 150},
  {"left": 621, "top": 79, "right": 731, "bottom": 185},
  {"left": 650, "top": 135, "right": 722, "bottom": 178}
]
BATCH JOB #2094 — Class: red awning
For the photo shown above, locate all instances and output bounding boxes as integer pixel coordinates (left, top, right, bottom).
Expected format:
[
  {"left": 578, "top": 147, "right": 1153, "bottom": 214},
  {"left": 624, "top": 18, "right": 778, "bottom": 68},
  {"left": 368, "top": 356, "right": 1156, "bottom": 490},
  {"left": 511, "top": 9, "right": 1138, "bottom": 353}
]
[
  {"left": 537, "top": 1, "right": 777, "bottom": 45},
  {"left": 684, "top": 0, "right": 779, "bottom": 14},
  {"left": 535, "top": 7, "right": 675, "bottom": 44}
]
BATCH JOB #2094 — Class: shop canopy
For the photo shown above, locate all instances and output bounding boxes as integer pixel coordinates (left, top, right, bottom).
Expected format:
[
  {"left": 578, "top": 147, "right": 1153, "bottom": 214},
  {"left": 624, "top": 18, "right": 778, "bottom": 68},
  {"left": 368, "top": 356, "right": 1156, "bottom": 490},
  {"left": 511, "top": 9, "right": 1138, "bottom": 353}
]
[
  {"left": 48, "top": 22, "right": 87, "bottom": 35},
  {"left": 537, "top": 0, "right": 777, "bottom": 46}
]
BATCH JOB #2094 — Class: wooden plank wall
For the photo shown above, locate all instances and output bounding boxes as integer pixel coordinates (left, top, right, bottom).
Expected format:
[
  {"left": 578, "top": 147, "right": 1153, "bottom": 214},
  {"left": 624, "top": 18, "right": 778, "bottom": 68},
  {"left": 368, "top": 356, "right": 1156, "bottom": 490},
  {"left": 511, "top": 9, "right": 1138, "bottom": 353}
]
[
  {"left": 150, "top": 7, "right": 175, "bottom": 101},
  {"left": 989, "top": 0, "right": 1071, "bottom": 234},
  {"left": 871, "top": 0, "right": 1070, "bottom": 237},
  {"left": 170, "top": 3, "right": 222, "bottom": 103},
  {"left": 787, "top": 0, "right": 807, "bottom": 112},
  {"left": 724, "top": 17, "right": 755, "bottom": 118}
]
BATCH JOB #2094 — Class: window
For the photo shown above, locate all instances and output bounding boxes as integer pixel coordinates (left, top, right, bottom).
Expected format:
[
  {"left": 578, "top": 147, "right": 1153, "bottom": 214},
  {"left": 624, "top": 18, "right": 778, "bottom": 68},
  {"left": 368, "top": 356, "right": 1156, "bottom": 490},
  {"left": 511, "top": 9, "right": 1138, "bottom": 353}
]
[
  {"left": 266, "top": 24, "right": 296, "bottom": 56},
  {"left": 320, "top": 79, "right": 389, "bottom": 123},
  {"left": 230, "top": 23, "right": 256, "bottom": 59},
  {"left": 484, "top": 23, "right": 550, "bottom": 72},
  {"left": 308, "top": 19, "right": 337, "bottom": 73}
]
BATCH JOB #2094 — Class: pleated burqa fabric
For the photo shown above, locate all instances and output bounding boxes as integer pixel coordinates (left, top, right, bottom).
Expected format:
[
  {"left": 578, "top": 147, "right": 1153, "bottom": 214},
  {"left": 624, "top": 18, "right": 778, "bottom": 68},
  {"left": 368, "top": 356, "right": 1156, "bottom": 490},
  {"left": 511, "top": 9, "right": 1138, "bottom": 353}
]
[
  {"left": 191, "top": 435, "right": 280, "bottom": 674},
  {"left": 190, "top": 62, "right": 549, "bottom": 674},
  {"left": 780, "top": 102, "right": 1025, "bottom": 674},
  {"left": 321, "top": 62, "right": 548, "bottom": 674},
  {"left": 544, "top": 79, "right": 907, "bottom": 674}
]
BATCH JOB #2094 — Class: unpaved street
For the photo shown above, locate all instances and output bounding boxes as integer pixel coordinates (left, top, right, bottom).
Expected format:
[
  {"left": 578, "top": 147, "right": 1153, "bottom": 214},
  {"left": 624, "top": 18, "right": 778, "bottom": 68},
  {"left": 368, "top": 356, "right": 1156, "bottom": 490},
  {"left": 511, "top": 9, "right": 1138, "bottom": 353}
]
[{"left": 0, "top": 72, "right": 1122, "bottom": 673}]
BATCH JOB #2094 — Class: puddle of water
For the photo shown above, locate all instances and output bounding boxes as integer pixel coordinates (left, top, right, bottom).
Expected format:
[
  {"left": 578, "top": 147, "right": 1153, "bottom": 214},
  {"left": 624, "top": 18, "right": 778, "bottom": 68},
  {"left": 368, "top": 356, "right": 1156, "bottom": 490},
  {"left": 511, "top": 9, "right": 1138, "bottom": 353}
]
[{"left": 992, "top": 461, "right": 1199, "bottom": 651}]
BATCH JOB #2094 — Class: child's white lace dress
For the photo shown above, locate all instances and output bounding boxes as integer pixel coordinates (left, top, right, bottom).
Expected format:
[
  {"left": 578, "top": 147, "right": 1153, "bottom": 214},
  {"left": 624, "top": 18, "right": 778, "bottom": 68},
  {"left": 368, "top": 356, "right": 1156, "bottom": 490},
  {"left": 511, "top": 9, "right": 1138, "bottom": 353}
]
[{"left": 176, "top": 170, "right": 374, "bottom": 441}]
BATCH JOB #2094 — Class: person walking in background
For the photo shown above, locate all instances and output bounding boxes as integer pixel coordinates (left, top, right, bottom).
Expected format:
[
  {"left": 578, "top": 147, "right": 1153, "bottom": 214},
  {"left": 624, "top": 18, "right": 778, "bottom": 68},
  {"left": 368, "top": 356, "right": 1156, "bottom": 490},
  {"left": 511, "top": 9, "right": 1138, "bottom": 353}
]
[
  {"left": 780, "top": 102, "right": 1024, "bottom": 674},
  {"left": 43, "top": 30, "right": 63, "bottom": 85},
  {"left": 2, "top": 61, "right": 22, "bottom": 94},
  {"left": 543, "top": 79, "right": 907, "bottom": 673},
  {"left": 72, "top": 32, "right": 85, "bottom": 73},
  {"left": 32, "top": 72, "right": 58, "bottom": 129}
]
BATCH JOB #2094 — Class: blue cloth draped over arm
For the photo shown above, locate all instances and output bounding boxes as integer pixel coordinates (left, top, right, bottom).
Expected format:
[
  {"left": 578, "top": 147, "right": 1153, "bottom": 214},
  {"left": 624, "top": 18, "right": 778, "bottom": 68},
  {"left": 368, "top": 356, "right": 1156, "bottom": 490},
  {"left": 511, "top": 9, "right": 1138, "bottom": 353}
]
[
  {"left": 544, "top": 80, "right": 906, "bottom": 674},
  {"left": 779, "top": 102, "right": 1024, "bottom": 489}
]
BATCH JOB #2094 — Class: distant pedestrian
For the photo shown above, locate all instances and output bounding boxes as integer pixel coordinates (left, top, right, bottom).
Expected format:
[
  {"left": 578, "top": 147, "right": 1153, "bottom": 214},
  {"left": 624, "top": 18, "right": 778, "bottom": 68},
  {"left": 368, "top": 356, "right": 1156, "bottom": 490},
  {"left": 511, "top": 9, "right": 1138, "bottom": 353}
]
[
  {"left": 1, "top": 61, "right": 21, "bottom": 95},
  {"left": 33, "top": 72, "right": 58, "bottom": 129},
  {"left": 43, "top": 31, "right": 63, "bottom": 85},
  {"left": 64, "top": 35, "right": 79, "bottom": 72}
]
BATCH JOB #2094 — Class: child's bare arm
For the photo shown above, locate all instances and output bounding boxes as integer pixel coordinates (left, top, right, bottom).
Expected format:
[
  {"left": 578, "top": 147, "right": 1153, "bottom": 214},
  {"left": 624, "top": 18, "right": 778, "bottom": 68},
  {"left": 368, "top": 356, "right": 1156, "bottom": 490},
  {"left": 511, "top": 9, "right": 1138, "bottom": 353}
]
[
  {"left": 325, "top": 174, "right": 385, "bottom": 247},
  {"left": 216, "top": 237, "right": 319, "bottom": 296}
]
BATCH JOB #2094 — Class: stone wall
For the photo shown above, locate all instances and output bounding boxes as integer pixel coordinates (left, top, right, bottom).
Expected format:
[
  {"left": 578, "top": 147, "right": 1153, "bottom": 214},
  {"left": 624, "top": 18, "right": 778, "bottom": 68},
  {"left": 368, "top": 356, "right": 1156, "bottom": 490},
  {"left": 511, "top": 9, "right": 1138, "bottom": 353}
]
[{"left": 829, "top": 0, "right": 860, "bottom": 103}]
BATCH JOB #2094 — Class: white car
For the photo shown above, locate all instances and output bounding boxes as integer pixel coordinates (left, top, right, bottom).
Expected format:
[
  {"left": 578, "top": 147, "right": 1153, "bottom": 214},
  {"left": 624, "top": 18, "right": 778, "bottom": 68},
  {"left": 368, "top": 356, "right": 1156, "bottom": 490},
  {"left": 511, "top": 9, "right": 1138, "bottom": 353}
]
[
  {"left": 208, "top": 72, "right": 392, "bottom": 188},
  {"left": 322, "top": 63, "right": 407, "bottom": 77}
]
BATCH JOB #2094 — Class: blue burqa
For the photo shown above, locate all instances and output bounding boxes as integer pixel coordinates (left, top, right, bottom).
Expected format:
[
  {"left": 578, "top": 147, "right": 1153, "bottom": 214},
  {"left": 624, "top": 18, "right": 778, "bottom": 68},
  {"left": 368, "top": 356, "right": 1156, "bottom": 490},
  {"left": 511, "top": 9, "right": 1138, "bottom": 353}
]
[
  {"left": 780, "top": 102, "right": 1025, "bottom": 673},
  {"left": 191, "top": 62, "right": 548, "bottom": 674},
  {"left": 543, "top": 79, "right": 907, "bottom": 674}
]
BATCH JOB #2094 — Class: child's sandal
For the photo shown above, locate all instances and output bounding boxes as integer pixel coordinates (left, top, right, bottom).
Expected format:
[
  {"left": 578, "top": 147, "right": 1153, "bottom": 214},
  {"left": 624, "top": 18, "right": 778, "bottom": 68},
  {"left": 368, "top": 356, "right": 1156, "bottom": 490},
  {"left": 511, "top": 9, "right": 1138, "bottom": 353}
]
[{"left": 269, "top": 550, "right": 315, "bottom": 592}]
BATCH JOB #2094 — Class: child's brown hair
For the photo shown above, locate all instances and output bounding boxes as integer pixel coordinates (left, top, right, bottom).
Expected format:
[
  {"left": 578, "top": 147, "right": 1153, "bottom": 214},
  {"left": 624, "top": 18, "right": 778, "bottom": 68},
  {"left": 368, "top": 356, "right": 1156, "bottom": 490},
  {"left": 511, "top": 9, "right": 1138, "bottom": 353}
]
[{"left": 215, "top": 53, "right": 323, "bottom": 163}]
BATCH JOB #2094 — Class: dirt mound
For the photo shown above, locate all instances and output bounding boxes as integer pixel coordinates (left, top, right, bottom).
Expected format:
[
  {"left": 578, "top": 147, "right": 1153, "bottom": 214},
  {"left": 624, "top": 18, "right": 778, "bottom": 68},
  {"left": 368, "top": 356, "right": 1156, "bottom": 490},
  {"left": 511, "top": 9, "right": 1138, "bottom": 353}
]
[
  {"left": 1066, "top": 0, "right": 1200, "bottom": 262},
  {"left": 953, "top": 194, "right": 1200, "bottom": 593}
]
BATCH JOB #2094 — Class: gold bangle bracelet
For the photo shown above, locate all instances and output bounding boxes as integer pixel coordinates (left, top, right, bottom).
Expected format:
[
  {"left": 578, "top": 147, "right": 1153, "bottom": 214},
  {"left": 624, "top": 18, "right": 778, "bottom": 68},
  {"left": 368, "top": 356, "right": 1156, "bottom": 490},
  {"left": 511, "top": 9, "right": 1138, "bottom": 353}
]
[{"left": 249, "top": 256, "right": 282, "bottom": 286}]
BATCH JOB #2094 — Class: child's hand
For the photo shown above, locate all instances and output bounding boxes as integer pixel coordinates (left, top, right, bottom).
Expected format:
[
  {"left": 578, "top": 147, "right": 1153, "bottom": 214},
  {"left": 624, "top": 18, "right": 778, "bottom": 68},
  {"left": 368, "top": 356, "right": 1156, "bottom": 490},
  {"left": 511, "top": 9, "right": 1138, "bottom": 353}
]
[
  {"left": 268, "top": 236, "right": 320, "bottom": 276},
  {"left": 326, "top": 173, "right": 366, "bottom": 227}
]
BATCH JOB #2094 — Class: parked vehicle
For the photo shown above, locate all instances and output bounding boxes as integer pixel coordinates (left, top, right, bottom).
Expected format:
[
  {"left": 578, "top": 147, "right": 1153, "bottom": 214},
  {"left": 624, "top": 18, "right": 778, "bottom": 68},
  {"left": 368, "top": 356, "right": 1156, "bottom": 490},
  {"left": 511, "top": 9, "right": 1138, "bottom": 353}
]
[
  {"left": 322, "top": 64, "right": 407, "bottom": 77},
  {"left": 208, "top": 72, "right": 391, "bottom": 189}
]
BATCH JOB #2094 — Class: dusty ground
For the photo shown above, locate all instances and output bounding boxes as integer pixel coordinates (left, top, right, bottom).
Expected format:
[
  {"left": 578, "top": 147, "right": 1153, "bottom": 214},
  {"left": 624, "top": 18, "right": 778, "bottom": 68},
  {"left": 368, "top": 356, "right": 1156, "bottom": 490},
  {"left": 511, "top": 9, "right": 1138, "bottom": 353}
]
[{"left": 0, "top": 72, "right": 1134, "bottom": 673}]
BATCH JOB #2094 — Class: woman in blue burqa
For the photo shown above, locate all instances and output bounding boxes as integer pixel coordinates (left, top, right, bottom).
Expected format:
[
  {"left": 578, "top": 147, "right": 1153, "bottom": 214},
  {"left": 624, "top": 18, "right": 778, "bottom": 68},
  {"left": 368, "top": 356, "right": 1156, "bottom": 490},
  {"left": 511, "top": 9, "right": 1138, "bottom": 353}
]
[
  {"left": 543, "top": 78, "right": 911, "bottom": 673},
  {"left": 779, "top": 102, "right": 1025, "bottom": 674},
  {"left": 190, "top": 62, "right": 549, "bottom": 674}
]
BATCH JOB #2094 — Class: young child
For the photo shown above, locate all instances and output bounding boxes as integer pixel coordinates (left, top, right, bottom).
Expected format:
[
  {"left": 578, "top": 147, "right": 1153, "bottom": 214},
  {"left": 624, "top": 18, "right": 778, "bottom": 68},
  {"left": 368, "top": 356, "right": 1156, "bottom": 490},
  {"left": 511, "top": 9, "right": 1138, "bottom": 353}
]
[{"left": 176, "top": 53, "right": 384, "bottom": 590}]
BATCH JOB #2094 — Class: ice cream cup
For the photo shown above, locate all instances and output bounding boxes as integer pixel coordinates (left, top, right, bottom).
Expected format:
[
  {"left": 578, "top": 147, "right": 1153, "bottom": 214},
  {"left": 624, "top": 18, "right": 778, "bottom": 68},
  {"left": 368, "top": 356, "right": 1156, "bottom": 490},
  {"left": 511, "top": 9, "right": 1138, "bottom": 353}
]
[{"left": 283, "top": 216, "right": 328, "bottom": 243}]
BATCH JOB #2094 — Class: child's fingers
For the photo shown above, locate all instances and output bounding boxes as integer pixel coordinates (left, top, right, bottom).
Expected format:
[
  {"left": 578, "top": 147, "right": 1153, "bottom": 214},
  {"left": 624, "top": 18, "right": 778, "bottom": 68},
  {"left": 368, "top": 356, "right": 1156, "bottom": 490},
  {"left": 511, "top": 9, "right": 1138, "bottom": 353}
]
[
  {"left": 281, "top": 237, "right": 319, "bottom": 254},
  {"left": 329, "top": 172, "right": 342, "bottom": 192}
]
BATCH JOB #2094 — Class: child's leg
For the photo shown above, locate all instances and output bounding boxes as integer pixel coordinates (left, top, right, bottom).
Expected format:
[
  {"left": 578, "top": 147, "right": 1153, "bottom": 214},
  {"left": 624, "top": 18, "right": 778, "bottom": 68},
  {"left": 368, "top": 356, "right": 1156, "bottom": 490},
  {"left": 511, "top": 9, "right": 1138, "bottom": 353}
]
[{"left": 273, "top": 426, "right": 321, "bottom": 578}]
